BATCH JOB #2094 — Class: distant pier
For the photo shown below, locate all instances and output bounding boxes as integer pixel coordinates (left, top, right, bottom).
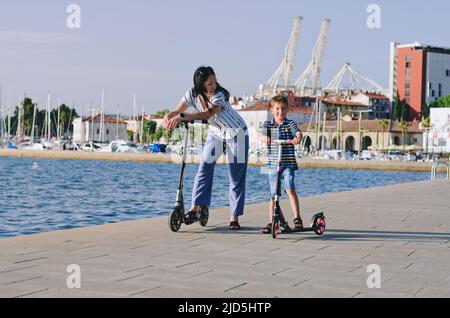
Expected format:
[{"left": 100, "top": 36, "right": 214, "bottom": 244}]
[{"left": 1, "top": 149, "right": 448, "bottom": 172}]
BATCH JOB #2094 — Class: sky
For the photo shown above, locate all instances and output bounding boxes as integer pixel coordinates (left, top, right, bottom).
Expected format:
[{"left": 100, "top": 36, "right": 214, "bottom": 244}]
[{"left": 0, "top": 0, "right": 449, "bottom": 116}]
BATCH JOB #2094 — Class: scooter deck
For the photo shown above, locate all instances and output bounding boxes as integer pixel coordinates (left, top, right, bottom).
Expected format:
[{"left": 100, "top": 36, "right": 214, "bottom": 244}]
[{"left": 281, "top": 226, "right": 315, "bottom": 233}]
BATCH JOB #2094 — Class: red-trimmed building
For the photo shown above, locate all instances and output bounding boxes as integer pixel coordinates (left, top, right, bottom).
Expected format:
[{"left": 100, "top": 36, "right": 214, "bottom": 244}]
[{"left": 389, "top": 42, "right": 450, "bottom": 120}]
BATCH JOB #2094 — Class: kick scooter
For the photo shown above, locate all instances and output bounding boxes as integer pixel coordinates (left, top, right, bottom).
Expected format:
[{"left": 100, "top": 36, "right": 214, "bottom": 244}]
[
  {"left": 169, "top": 121, "right": 209, "bottom": 232},
  {"left": 271, "top": 139, "right": 326, "bottom": 239}
]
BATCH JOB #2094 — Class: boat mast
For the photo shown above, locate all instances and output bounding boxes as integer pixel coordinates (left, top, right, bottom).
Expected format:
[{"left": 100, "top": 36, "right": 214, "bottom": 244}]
[
  {"left": 17, "top": 97, "right": 22, "bottom": 141},
  {"left": 116, "top": 104, "right": 119, "bottom": 141},
  {"left": 0, "top": 85, "right": 3, "bottom": 147},
  {"left": 57, "top": 99, "right": 61, "bottom": 141},
  {"left": 30, "top": 99, "right": 37, "bottom": 144},
  {"left": 100, "top": 90, "right": 105, "bottom": 143},
  {"left": 47, "top": 94, "right": 51, "bottom": 141},
  {"left": 133, "top": 93, "right": 137, "bottom": 142},
  {"left": 140, "top": 106, "right": 144, "bottom": 145},
  {"left": 8, "top": 89, "right": 12, "bottom": 140}
]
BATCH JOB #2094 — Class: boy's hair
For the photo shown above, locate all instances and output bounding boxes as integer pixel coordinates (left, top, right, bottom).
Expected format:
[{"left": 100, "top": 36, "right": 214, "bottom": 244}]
[{"left": 270, "top": 95, "right": 288, "bottom": 109}]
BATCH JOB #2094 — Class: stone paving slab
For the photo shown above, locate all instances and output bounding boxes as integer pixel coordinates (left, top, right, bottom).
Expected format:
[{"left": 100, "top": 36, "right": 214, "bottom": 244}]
[{"left": 0, "top": 179, "right": 449, "bottom": 298}]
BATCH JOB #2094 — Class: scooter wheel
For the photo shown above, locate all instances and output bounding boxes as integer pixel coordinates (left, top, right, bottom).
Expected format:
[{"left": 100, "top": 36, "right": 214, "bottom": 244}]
[
  {"left": 199, "top": 206, "right": 209, "bottom": 227},
  {"left": 272, "top": 219, "right": 279, "bottom": 239},
  {"left": 313, "top": 216, "right": 326, "bottom": 236},
  {"left": 169, "top": 208, "right": 183, "bottom": 232}
]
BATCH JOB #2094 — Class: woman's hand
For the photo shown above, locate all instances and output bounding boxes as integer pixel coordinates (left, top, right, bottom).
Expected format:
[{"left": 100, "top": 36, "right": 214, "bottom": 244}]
[
  {"left": 166, "top": 115, "right": 182, "bottom": 131},
  {"left": 163, "top": 113, "right": 172, "bottom": 129}
]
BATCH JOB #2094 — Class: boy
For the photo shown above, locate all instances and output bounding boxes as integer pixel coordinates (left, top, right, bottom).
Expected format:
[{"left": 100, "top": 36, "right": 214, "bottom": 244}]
[{"left": 260, "top": 95, "right": 303, "bottom": 234}]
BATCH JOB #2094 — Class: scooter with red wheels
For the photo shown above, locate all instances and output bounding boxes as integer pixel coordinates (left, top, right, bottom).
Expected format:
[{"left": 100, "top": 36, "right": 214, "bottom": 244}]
[
  {"left": 270, "top": 140, "right": 326, "bottom": 239},
  {"left": 168, "top": 121, "right": 209, "bottom": 232}
]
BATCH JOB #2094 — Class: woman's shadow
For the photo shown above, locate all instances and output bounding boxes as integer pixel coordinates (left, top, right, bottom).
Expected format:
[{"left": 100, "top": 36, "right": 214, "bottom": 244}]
[{"left": 198, "top": 225, "right": 450, "bottom": 243}]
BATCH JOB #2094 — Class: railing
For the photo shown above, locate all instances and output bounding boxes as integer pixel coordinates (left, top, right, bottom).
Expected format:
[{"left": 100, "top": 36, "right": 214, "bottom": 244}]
[{"left": 431, "top": 161, "right": 450, "bottom": 180}]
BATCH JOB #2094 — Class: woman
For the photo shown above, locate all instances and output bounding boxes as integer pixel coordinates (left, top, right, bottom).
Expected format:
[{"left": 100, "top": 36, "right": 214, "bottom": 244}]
[{"left": 164, "top": 66, "right": 249, "bottom": 230}]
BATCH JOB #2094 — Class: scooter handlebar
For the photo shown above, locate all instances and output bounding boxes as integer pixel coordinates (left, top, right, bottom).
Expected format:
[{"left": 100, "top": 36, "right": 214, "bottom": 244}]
[
  {"left": 181, "top": 120, "right": 208, "bottom": 125},
  {"left": 272, "top": 139, "right": 293, "bottom": 145}
]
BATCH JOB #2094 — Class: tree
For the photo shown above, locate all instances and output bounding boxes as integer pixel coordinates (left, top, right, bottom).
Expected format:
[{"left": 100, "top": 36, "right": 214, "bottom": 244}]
[
  {"left": 127, "top": 130, "right": 134, "bottom": 141},
  {"left": 51, "top": 104, "right": 79, "bottom": 137},
  {"left": 7, "top": 98, "right": 36, "bottom": 137},
  {"left": 421, "top": 117, "right": 430, "bottom": 129},
  {"left": 144, "top": 120, "right": 157, "bottom": 135},
  {"left": 429, "top": 94, "right": 450, "bottom": 108},
  {"left": 7, "top": 98, "right": 79, "bottom": 139},
  {"left": 399, "top": 121, "right": 409, "bottom": 152},
  {"left": 153, "top": 127, "right": 164, "bottom": 143},
  {"left": 156, "top": 109, "right": 170, "bottom": 117},
  {"left": 22, "top": 98, "right": 35, "bottom": 135},
  {"left": 400, "top": 100, "right": 409, "bottom": 122},
  {"left": 391, "top": 91, "right": 401, "bottom": 121},
  {"left": 378, "top": 119, "right": 389, "bottom": 151},
  {"left": 421, "top": 102, "right": 430, "bottom": 119}
]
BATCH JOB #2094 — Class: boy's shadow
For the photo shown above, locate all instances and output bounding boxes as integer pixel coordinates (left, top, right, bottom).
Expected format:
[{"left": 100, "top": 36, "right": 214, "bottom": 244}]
[{"left": 194, "top": 226, "right": 450, "bottom": 243}]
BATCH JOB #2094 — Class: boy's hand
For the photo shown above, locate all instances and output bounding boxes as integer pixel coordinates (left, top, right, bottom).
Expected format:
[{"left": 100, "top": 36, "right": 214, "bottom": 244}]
[
  {"left": 292, "top": 136, "right": 301, "bottom": 145},
  {"left": 266, "top": 137, "right": 272, "bottom": 144}
]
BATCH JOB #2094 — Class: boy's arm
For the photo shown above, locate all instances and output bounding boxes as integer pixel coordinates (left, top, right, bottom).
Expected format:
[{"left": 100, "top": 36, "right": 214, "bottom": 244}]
[
  {"left": 293, "top": 130, "right": 302, "bottom": 145},
  {"left": 290, "top": 121, "right": 302, "bottom": 145}
]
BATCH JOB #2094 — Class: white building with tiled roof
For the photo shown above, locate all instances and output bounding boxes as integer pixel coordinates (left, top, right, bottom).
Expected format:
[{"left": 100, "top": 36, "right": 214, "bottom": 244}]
[{"left": 73, "top": 115, "right": 128, "bottom": 143}]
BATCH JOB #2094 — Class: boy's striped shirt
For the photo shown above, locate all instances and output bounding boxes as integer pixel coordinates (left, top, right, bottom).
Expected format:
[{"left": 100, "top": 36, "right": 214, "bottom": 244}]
[
  {"left": 182, "top": 89, "right": 247, "bottom": 140},
  {"left": 262, "top": 118, "right": 299, "bottom": 170}
]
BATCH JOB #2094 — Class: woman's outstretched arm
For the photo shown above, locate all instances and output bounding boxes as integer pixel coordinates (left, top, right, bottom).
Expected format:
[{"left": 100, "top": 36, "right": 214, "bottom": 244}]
[
  {"left": 165, "top": 104, "right": 222, "bottom": 131},
  {"left": 163, "top": 101, "right": 190, "bottom": 129}
]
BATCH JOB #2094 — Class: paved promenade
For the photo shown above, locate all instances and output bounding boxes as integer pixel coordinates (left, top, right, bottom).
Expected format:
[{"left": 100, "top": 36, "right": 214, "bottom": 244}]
[{"left": 0, "top": 180, "right": 449, "bottom": 298}]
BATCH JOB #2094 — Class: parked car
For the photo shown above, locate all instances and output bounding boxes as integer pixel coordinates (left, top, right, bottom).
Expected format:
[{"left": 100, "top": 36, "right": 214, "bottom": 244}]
[
  {"left": 360, "top": 151, "right": 375, "bottom": 160},
  {"left": 150, "top": 144, "right": 167, "bottom": 153},
  {"left": 345, "top": 151, "right": 357, "bottom": 160},
  {"left": 405, "top": 152, "right": 417, "bottom": 162},
  {"left": 386, "top": 151, "right": 404, "bottom": 161}
]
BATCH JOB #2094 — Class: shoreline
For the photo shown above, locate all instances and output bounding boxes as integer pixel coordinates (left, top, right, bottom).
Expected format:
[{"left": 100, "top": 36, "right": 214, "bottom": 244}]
[{"left": 0, "top": 148, "right": 448, "bottom": 172}]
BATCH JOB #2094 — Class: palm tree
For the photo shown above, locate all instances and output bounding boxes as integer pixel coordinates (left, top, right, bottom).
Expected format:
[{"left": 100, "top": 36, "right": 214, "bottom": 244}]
[
  {"left": 421, "top": 117, "right": 430, "bottom": 129},
  {"left": 378, "top": 119, "right": 389, "bottom": 152},
  {"left": 421, "top": 117, "right": 431, "bottom": 153},
  {"left": 399, "top": 121, "right": 409, "bottom": 153}
]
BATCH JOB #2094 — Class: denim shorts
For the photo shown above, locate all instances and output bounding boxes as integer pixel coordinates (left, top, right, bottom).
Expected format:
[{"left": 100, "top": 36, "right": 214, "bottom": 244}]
[{"left": 268, "top": 167, "right": 296, "bottom": 198}]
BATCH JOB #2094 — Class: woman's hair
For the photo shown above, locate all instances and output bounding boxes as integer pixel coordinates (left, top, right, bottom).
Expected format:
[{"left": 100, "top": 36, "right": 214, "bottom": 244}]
[
  {"left": 193, "top": 66, "right": 230, "bottom": 111},
  {"left": 270, "top": 95, "right": 289, "bottom": 109}
]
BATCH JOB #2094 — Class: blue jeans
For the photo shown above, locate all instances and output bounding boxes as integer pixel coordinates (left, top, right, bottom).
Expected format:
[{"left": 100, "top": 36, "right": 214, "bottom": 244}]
[
  {"left": 192, "top": 129, "right": 249, "bottom": 217},
  {"left": 268, "top": 167, "right": 296, "bottom": 199}
]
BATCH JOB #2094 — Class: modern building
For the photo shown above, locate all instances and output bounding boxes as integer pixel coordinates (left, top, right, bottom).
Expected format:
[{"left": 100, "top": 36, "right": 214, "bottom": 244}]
[
  {"left": 351, "top": 92, "right": 391, "bottom": 119},
  {"left": 389, "top": 42, "right": 450, "bottom": 120},
  {"left": 73, "top": 115, "right": 128, "bottom": 144},
  {"left": 425, "top": 108, "right": 450, "bottom": 153}
]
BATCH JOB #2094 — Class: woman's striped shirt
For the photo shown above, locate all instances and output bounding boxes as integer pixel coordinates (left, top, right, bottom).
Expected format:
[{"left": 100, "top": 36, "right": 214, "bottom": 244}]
[
  {"left": 262, "top": 118, "right": 299, "bottom": 170},
  {"left": 182, "top": 89, "right": 247, "bottom": 141}
]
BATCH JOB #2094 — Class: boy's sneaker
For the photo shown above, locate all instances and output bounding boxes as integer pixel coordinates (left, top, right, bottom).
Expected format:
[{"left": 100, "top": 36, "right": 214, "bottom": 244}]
[
  {"left": 293, "top": 218, "right": 304, "bottom": 230},
  {"left": 262, "top": 223, "right": 272, "bottom": 234}
]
